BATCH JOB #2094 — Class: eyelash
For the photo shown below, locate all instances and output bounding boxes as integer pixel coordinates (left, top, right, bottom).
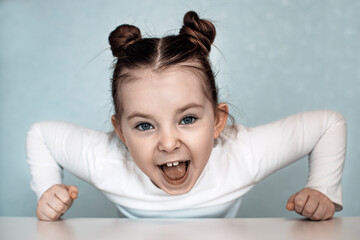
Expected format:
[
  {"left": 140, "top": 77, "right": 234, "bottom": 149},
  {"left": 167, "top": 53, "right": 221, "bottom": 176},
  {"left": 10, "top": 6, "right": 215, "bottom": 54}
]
[
  {"left": 135, "top": 115, "right": 198, "bottom": 131},
  {"left": 180, "top": 115, "right": 198, "bottom": 125},
  {"left": 135, "top": 122, "right": 154, "bottom": 131}
]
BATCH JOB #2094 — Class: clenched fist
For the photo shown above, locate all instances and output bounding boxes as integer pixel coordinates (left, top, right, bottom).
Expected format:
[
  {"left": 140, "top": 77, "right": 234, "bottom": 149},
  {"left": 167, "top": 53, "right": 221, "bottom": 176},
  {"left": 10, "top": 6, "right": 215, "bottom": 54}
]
[
  {"left": 286, "top": 188, "right": 335, "bottom": 221},
  {"left": 37, "top": 184, "right": 78, "bottom": 221}
]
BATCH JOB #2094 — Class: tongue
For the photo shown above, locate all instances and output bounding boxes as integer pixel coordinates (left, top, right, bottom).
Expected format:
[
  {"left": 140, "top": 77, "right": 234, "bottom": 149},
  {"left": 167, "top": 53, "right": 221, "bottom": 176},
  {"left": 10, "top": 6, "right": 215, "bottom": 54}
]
[{"left": 162, "top": 162, "right": 187, "bottom": 180}]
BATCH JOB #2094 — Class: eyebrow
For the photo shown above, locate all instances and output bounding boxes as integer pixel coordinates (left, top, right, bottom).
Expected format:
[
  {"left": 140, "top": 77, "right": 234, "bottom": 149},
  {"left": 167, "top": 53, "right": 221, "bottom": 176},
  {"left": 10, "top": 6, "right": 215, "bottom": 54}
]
[
  {"left": 126, "top": 103, "right": 204, "bottom": 121},
  {"left": 176, "top": 103, "right": 204, "bottom": 114}
]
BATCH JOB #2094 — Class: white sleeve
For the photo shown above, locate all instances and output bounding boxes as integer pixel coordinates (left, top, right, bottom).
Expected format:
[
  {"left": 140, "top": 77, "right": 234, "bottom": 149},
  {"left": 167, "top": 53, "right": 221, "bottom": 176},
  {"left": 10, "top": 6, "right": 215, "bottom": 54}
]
[
  {"left": 246, "top": 110, "right": 346, "bottom": 210},
  {"left": 26, "top": 121, "right": 107, "bottom": 200}
]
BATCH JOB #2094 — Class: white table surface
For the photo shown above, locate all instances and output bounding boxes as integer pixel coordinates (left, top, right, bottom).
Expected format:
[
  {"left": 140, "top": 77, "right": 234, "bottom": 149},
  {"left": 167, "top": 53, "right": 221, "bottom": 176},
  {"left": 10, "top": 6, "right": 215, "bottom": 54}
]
[{"left": 0, "top": 217, "right": 359, "bottom": 240}]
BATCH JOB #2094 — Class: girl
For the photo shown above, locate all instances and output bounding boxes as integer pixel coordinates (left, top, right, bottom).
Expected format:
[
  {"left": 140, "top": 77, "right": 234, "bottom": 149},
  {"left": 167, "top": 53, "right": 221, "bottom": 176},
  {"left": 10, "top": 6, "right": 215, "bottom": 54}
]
[{"left": 27, "top": 11, "right": 346, "bottom": 221}]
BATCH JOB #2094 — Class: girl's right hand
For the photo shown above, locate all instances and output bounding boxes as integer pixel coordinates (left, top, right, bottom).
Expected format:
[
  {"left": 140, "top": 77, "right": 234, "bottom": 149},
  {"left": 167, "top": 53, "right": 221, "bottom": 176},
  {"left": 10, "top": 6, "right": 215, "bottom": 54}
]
[{"left": 37, "top": 184, "right": 78, "bottom": 221}]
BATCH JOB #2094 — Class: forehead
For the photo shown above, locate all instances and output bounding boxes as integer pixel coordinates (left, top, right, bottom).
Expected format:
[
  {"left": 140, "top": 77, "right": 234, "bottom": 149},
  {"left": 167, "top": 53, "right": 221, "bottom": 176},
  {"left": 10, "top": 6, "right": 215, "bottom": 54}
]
[{"left": 120, "top": 67, "right": 209, "bottom": 114}]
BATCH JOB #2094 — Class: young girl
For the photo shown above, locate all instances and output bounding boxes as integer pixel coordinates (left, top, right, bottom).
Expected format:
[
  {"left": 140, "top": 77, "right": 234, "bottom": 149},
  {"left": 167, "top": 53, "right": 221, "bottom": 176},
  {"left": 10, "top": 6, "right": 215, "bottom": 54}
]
[{"left": 26, "top": 11, "right": 346, "bottom": 221}]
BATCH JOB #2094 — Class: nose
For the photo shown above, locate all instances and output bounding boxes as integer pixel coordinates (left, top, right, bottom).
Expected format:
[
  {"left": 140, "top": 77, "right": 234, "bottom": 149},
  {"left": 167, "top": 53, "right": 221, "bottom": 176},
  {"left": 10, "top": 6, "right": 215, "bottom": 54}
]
[{"left": 158, "top": 127, "right": 181, "bottom": 153}]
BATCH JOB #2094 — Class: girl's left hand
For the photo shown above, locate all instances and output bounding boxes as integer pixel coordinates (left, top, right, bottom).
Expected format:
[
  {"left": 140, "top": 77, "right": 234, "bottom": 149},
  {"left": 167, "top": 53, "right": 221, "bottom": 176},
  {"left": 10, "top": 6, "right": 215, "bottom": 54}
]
[{"left": 286, "top": 188, "right": 335, "bottom": 221}]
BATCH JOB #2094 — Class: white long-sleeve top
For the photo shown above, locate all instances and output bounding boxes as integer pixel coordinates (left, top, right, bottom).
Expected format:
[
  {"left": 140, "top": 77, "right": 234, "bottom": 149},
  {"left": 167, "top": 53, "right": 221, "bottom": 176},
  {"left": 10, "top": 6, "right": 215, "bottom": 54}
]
[{"left": 26, "top": 110, "right": 346, "bottom": 218}]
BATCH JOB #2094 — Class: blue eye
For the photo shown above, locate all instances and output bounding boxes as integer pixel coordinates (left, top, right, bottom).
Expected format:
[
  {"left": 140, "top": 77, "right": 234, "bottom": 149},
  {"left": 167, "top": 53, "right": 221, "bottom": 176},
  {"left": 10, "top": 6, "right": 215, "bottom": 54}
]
[
  {"left": 136, "top": 122, "right": 153, "bottom": 131},
  {"left": 181, "top": 116, "right": 197, "bottom": 125}
]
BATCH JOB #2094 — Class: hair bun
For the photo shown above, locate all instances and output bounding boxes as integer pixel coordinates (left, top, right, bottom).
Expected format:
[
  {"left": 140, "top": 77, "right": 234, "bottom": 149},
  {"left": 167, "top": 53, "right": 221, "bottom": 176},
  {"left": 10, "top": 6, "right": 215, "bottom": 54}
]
[
  {"left": 108, "top": 24, "right": 141, "bottom": 58},
  {"left": 179, "top": 11, "right": 216, "bottom": 56}
]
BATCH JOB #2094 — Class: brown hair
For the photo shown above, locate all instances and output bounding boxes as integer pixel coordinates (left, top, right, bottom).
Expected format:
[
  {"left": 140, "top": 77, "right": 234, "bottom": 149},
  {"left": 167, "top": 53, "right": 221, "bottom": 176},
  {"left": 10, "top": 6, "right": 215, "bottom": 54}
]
[{"left": 108, "top": 11, "right": 232, "bottom": 125}]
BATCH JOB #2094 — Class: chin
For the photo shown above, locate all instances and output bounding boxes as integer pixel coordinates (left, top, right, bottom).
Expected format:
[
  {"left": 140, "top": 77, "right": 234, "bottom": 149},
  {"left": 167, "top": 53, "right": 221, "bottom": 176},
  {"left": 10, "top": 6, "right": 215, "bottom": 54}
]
[{"left": 161, "top": 183, "right": 195, "bottom": 195}]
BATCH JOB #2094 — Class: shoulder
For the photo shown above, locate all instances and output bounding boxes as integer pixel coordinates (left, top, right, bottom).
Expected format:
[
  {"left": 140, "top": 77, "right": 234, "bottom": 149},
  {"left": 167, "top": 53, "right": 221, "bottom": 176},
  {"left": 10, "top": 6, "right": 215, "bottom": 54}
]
[
  {"left": 28, "top": 121, "right": 107, "bottom": 136},
  {"left": 28, "top": 121, "right": 93, "bottom": 135},
  {"left": 27, "top": 121, "right": 123, "bottom": 152},
  {"left": 207, "top": 124, "right": 257, "bottom": 185},
  {"left": 212, "top": 124, "right": 252, "bottom": 162},
  {"left": 215, "top": 124, "right": 249, "bottom": 146}
]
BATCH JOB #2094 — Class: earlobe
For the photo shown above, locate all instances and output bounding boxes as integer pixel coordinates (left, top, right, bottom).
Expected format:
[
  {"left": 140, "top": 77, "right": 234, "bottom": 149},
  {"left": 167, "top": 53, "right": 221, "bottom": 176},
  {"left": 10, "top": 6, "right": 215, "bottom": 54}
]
[
  {"left": 213, "top": 103, "right": 229, "bottom": 139},
  {"left": 111, "top": 115, "right": 127, "bottom": 146}
]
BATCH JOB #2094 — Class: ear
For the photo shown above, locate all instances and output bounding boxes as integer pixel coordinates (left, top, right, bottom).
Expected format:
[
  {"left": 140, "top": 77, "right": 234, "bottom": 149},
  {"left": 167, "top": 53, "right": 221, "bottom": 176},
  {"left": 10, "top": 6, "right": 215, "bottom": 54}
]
[
  {"left": 111, "top": 115, "right": 127, "bottom": 146},
  {"left": 213, "top": 103, "right": 229, "bottom": 139}
]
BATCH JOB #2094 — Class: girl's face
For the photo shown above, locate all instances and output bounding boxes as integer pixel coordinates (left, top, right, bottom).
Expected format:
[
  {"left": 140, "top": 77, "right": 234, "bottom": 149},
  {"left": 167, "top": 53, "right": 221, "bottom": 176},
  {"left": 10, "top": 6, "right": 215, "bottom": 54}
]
[{"left": 112, "top": 66, "right": 228, "bottom": 195}]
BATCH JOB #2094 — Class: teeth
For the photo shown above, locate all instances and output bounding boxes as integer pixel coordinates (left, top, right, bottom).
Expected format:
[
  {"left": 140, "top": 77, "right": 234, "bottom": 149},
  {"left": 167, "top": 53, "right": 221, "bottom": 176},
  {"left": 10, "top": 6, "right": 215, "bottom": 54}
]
[{"left": 165, "top": 161, "right": 181, "bottom": 167}]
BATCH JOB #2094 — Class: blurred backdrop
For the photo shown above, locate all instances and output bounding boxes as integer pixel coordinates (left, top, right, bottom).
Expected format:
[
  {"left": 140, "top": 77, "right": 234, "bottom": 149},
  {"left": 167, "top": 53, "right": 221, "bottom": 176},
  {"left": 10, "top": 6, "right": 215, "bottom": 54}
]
[{"left": 1, "top": 0, "right": 359, "bottom": 218}]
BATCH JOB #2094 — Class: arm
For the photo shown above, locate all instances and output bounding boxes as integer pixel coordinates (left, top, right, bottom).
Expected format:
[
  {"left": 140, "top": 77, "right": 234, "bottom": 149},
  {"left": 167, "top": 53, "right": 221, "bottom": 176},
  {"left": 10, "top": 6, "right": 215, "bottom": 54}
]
[
  {"left": 26, "top": 121, "right": 106, "bottom": 220},
  {"left": 246, "top": 110, "right": 346, "bottom": 220}
]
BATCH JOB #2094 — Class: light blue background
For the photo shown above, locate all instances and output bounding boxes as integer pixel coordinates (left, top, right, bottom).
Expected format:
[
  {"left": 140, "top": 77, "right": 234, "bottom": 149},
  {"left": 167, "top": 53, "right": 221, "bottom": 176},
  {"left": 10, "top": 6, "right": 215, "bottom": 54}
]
[{"left": 1, "top": 0, "right": 359, "bottom": 218}]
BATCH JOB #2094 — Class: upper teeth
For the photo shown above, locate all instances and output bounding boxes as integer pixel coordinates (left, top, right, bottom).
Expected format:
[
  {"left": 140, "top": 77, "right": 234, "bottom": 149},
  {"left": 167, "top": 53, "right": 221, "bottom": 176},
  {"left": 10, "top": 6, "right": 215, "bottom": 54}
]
[{"left": 166, "top": 161, "right": 179, "bottom": 167}]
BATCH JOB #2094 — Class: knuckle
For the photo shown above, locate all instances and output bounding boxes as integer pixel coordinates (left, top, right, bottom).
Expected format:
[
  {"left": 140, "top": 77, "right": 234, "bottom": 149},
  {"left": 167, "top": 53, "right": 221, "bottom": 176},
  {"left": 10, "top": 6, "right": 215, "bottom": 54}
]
[
  {"left": 312, "top": 211, "right": 322, "bottom": 220},
  {"left": 64, "top": 194, "right": 71, "bottom": 201},
  {"left": 54, "top": 201, "right": 65, "bottom": 211},
  {"left": 302, "top": 208, "right": 313, "bottom": 217},
  {"left": 42, "top": 191, "right": 51, "bottom": 198},
  {"left": 59, "top": 204, "right": 68, "bottom": 213},
  {"left": 56, "top": 203, "right": 65, "bottom": 212},
  {"left": 52, "top": 184, "right": 62, "bottom": 190},
  {"left": 295, "top": 201, "right": 304, "bottom": 209},
  {"left": 62, "top": 196, "right": 71, "bottom": 205},
  {"left": 311, "top": 215, "right": 321, "bottom": 221},
  {"left": 37, "top": 203, "right": 44, "bottom": 212},
  {"left": 66, "top": 199, "right": 73, "bottom": 206},
  {"left": 56, "top": 192, "right": 71, "bottom": 203},
  {"left": 48, "top": 211, "right": 58, "bottom": 220},
  {"left": 47, "top": 212, "right": 57, "bottom": 220},
  {"left": 325, "top": 214, "right": 334, "bottom": 220}
]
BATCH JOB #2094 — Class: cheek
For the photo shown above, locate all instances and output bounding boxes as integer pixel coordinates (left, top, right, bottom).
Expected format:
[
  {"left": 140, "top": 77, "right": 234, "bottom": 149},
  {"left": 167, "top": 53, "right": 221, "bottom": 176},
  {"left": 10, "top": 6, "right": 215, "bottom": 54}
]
[
  {"left": 124, "top": 134, "right": 156, "bottom": 171},
  {"left": 185, "top": 124, "right": 214, "bottom": 166}
]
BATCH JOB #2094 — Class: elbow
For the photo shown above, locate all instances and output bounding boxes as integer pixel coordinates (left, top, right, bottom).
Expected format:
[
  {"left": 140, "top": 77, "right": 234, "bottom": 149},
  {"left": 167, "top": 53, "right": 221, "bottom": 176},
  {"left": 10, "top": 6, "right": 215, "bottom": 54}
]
[
  {"left": 324, "top": 110, "right": 347, "bottom": 151},
  {"left": 26, "top": 122, "right": 44, "bottom": 146},
  {"left": 324, "top": 110, "right": 347, "bottom": 128},
  {"left": 26, "top": 122, "right": 49, "bottom": 151},
  {"left": 27, "top": 122, "right": 43, "bottom": 136},
  {"left": 27, "top": 121, "right": 53, "bottom": 139}
]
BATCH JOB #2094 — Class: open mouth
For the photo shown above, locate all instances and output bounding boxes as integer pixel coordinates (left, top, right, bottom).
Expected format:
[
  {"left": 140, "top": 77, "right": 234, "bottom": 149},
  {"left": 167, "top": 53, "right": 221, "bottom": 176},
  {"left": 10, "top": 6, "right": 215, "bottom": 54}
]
[{"left": 158, "top": 160, "right": 190, "bottom": 185}]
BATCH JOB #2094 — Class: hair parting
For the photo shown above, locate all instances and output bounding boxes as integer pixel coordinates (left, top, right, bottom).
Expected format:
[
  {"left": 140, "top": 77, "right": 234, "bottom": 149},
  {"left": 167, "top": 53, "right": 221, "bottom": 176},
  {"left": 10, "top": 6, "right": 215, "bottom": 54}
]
[{"left": 108, "top": 10, "right": 234, "bottom": 129}]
